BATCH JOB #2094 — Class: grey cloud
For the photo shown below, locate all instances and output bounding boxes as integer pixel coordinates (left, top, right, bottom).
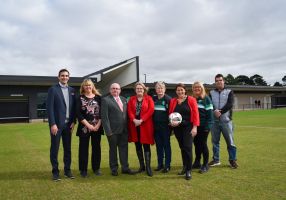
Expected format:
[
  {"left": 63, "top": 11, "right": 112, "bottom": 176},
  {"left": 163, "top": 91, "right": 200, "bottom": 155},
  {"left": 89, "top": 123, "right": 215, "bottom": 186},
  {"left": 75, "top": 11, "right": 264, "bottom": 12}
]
[{"left": 0, "top": 0, "right": 285, "bottom": 85}]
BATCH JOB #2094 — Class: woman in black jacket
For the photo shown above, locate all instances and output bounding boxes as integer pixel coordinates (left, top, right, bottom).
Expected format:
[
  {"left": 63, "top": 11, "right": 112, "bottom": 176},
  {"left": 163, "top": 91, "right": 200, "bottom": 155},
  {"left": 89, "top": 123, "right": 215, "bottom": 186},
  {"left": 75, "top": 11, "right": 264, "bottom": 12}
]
[{"left": 76, "top": 79, "right": 103, "bottom": 177}]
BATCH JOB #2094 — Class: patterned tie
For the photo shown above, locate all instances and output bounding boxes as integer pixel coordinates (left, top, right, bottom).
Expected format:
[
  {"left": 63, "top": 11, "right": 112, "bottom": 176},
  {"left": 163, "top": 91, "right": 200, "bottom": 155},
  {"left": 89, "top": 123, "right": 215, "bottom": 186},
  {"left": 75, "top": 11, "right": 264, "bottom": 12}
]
[{"left": 116, "top": 97, "right": 123, "bottom": 112}]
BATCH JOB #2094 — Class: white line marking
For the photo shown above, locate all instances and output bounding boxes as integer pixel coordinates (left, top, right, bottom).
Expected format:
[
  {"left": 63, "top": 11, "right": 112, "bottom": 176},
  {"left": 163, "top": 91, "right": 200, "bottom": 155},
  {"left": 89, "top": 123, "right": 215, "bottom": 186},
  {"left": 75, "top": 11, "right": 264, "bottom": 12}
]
[{"left": 238, "top": 125, "right": 286, "bottom": 130}]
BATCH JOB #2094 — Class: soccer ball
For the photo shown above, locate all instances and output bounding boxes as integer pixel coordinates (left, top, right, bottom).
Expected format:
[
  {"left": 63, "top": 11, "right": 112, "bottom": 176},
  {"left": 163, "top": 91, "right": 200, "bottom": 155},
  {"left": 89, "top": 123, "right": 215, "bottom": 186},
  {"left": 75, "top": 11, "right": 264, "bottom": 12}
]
[{"left": 169, "top": 112, "right": 182, "bottom": 126}]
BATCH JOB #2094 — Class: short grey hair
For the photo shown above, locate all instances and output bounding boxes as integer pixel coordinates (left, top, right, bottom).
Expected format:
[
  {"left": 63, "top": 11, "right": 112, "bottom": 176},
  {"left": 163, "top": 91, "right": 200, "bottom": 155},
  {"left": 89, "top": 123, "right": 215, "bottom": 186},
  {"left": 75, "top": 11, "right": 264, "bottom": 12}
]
[{"left": 155, "top": 81, "right": 166, "bottom": 90}]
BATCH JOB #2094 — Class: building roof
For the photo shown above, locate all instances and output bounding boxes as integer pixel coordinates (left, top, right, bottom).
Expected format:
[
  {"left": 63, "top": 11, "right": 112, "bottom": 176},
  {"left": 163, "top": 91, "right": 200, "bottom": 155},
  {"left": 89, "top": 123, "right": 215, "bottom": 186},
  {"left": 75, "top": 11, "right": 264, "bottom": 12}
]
[
  {"left": 0, "top": 75, "right": 83, "bottom": 86},
  {"left": 140, "top": 83, "right": 286, "bottom": 93},
  {"left": 0, "top": 56, "right": 139, "bottom": 92},
  {"left": 0, "top": 56, "right": 285, "bottom": 94}
]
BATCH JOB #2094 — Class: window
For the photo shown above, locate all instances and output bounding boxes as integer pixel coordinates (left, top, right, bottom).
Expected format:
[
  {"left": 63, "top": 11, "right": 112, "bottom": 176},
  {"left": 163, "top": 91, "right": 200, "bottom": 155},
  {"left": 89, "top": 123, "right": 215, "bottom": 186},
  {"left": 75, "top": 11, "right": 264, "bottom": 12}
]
[{"left": 37, "top": 93, "right": 48, "bottom": 118}]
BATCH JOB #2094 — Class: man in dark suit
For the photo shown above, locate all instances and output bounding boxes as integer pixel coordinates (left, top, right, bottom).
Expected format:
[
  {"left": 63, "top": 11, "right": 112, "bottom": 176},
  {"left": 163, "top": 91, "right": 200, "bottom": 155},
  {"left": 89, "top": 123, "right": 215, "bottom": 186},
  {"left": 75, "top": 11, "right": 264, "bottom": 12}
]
[
  {"left": 101, "top": 83, "right": 134, "bottom": 176},
  {"left": 47, "top": 69, "right": 76, "bottom": 181}
]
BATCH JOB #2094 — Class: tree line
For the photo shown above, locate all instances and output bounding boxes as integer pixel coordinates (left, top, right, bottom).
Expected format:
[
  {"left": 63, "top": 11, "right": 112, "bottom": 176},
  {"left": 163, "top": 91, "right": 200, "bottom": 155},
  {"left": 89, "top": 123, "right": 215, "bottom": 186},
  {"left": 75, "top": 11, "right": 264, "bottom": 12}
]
[{"left": 223, "top": 74, "right": 286, "bottom": 86}]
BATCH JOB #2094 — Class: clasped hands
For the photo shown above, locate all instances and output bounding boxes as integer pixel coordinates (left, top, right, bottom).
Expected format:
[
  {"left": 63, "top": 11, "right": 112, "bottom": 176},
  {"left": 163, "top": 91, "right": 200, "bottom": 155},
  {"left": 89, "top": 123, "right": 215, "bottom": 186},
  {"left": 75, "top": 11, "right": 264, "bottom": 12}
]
[
  {"left": 86, "top": 124, "right": 100, "bottom": 132},
  {"left": 214, "top": 109, "right": 222, "bottom": 118},
  {"left": 133, "top": 119, "right": 143, "bottom": 127}
]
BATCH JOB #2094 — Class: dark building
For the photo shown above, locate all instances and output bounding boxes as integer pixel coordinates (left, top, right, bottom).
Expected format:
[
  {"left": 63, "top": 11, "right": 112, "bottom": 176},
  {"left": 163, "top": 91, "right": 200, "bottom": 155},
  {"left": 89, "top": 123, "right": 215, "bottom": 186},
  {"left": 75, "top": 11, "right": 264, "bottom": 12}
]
[
  {"left": 1, "top": 56, "right": 285, "bottom": 123},
  {"left": 0, "top": 57, "right": 139, "bottom": 123}
]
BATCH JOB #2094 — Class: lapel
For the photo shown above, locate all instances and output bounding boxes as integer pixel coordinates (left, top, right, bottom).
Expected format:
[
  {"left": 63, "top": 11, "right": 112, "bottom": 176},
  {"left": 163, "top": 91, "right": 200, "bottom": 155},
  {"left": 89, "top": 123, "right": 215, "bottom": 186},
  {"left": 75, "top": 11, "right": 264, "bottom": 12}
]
[
  {"left": 110, "top": 95, "right": 123, "bottom": 112},
  {"left": 68, "top": 86, "right": 73, "bottom": 111},
  {"left": 56, "top": 84, "right": 66, "bottom": 107}
]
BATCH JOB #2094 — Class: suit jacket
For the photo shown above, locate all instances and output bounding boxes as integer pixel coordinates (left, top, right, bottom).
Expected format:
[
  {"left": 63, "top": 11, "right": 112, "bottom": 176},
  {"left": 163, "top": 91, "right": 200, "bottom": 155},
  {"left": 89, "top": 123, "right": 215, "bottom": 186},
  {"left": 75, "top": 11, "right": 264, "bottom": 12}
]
[
  {"left": 46, "top": 83, "right": 76, "bottom": 129},
  {"left": 101, "top": 94, "right": 128, "bottom": 136}
]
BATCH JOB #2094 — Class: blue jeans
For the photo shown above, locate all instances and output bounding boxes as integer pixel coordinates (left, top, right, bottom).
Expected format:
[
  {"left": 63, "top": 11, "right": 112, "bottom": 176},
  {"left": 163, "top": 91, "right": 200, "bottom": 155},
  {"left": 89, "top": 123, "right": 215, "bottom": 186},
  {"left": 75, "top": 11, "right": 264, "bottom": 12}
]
[
  {"left": 154, "top": 128, "right": 171, "bottom": 168},
  {"left": 211, "top": 120, "right": 237, "bottom": 161}
]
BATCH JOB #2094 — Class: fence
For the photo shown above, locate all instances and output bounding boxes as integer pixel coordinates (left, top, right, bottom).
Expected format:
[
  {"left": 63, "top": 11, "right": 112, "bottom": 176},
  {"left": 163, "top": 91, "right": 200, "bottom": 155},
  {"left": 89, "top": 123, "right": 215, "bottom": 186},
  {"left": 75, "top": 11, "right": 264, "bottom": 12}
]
[
  {"left": 235, "top": 103, "right": 272, "bottom": 111},
  {"left": 235, "top": 103, "right": 286, "bottom": 111}
]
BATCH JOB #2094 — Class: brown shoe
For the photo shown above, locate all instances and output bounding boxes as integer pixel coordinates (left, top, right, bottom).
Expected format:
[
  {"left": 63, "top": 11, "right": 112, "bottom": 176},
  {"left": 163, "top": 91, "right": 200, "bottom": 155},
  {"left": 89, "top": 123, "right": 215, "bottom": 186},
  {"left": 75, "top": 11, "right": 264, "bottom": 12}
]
[{"left": 229, "top": 160, "right": 238, "bottom": 169}]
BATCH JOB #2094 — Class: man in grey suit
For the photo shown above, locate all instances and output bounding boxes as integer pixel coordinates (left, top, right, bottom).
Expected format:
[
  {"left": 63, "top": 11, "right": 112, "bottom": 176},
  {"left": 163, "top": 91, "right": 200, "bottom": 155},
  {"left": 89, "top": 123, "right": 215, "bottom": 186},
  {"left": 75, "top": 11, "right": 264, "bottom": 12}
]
[{"left": 101, "top": 83, "right": 135, "bottom": 176}]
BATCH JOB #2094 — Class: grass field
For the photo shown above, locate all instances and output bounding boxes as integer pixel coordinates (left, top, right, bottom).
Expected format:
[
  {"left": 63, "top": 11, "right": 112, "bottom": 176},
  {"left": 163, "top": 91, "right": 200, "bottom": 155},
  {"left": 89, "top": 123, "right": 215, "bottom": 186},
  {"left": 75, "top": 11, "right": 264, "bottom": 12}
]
[{"left": 0, "top": 109, "right": 285, "bottom": 200}]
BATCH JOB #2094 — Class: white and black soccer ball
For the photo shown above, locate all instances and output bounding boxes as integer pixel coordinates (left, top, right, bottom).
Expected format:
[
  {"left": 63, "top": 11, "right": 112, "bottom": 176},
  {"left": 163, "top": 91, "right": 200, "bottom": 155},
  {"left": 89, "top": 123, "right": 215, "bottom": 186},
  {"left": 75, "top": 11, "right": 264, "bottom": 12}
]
[{"left": 169, "top": 112, "right": 182, "bottom": 125}]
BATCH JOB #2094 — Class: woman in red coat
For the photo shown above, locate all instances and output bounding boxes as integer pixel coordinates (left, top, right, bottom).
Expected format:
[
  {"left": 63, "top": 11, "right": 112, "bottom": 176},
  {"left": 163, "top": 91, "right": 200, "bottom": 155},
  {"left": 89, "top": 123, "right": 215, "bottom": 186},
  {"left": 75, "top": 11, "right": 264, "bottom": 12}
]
[
  {"left": 169, "top": 83, "right": 200, "bottom": 180},
  {"left": 128, "top": 82, "right": 154, "bottom": 176}
]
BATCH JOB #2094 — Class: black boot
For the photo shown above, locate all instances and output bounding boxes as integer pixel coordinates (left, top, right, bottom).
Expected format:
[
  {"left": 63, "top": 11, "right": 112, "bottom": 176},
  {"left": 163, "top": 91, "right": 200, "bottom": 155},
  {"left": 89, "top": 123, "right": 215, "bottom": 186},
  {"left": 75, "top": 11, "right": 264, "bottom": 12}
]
[
  {"left": 136, "top": 149, "right": 145, "bottom": 173},
  {"left": 185, "top": 170, "right": 192, "bottom": 180},
  {"left": 144, "top": 152, "right": 153, "bottom": 177},
  {"left": 192, "top": 158, "right": 201, "bottom": 169},
  {"left": 178, "top": 165, "right": 186, "bottom": 175}
]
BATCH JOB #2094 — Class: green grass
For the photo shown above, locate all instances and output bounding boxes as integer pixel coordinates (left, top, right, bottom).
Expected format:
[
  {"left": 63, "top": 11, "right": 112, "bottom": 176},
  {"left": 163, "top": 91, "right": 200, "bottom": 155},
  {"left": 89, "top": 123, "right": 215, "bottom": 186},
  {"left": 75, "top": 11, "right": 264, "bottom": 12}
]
[{"left": 0, "top": 109, "right": 285, "bottom": 200}]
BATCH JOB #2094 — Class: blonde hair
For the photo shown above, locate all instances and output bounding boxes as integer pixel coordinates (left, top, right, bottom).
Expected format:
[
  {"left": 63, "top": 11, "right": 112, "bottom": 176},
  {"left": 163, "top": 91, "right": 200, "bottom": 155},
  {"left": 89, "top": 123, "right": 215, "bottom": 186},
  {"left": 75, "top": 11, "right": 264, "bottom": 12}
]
[
  {"left": 134, "top": 82, "right": 148, "bottom": 95},
  {"left": 80, "top": 79, "right": 101, "bottom": 96},
  {"left": 192, "top": 81, "right": 206, "bottom": 99}
]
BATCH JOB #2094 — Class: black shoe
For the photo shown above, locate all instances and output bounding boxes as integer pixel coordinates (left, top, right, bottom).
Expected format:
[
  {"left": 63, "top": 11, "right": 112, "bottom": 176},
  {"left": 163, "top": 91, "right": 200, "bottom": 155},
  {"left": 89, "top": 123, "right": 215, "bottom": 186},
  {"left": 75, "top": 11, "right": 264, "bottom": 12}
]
[
  {"left": 111, "top": 170, "right": 118, "bottom": 176},
  {"left": 162, "top": 167, "right": 170, "bottom": 173},
  {"left": 209, "top": 160, "right": 221, "bottom": 167},
  {"left": 192, "top": 161, "right": 201, "bottom": 169},
  {"left": 122, "top": 169, "right": 136, "bottom": 175},
  {"left": 154, "top": 165, "right": 164, "bottom": 171},
  {"left": 178, "top": 166, "right": 186, "bottom": 175},
  {"left": 94, "top": 169, "right": 102, "bottom": 176},
  {"left": 52, "top": 173, "right": 61, "bottom": 181},
  {"left": 185, "top": 170, "right": 192, "bottom": 180},
  {"left": 137, "top": 166, "right": 145, "bottom": 173},
  {"left": 199, "top": 165, "right": 209, "bottom": 174},
  {"left": 64, "top": 171, "right": 75, "bottom": 179},
  {"left": 80, "top": 171, "right": 87, "bottom": 178}
]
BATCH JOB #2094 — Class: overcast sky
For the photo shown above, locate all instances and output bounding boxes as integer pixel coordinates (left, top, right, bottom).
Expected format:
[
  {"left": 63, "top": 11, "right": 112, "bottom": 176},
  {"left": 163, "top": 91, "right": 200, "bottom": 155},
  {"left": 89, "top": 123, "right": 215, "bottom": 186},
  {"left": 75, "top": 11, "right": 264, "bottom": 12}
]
[{"left": 0, "top": 0, "right": 285, "bottom": 85}]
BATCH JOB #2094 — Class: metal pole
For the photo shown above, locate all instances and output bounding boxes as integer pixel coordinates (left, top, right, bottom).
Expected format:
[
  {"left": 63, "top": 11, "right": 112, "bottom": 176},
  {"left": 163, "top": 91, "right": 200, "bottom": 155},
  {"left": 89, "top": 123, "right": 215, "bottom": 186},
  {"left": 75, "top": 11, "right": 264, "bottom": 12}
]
[{"left": 144, "top": 74, "right": 146, "bottom": 83}]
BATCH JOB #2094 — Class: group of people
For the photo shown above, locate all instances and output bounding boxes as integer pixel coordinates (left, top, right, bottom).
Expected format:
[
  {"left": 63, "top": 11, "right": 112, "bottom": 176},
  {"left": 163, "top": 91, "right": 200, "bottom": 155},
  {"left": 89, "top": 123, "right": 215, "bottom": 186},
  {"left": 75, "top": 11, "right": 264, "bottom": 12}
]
[{"left": 47, "top": 69, "right": 238, "bottom": 182}]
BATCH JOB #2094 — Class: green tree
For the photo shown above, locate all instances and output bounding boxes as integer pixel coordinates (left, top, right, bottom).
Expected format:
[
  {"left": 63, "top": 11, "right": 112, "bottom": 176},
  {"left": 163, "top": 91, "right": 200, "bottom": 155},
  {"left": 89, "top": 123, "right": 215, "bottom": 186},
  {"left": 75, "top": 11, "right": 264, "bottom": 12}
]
[
  {"left": 250, "top": 74, "right": 267, "bottom": 86},
  {"left": 224, "top": 74, "right": 237, "bottom": 85},
  {"left": 273, "top": 82, "right": 282, "bottom": 86},
  {"left": 282, "top": 75, "right": 286, "bottom": 86},
  {"left": 235, "top": 75, "right": 254, "bottom": 85}
]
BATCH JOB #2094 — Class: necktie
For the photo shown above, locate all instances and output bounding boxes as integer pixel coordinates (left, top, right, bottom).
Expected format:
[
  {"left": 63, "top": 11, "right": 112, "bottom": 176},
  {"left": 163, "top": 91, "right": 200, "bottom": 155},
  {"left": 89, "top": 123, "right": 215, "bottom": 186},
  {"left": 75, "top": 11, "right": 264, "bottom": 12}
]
[{"left": 116, "top": 97, "right": 123, "bottom": 112}]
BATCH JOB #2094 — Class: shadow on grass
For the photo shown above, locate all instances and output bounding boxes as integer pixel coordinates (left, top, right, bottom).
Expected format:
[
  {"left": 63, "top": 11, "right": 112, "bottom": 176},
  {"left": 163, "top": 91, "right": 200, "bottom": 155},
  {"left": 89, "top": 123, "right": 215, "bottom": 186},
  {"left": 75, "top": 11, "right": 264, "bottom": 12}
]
[
  {"left": 0, "top": 167, "right": 184, "bottom": 181},
  {"left": 0, "top": 164, "right": 234, "bottom": 181}
]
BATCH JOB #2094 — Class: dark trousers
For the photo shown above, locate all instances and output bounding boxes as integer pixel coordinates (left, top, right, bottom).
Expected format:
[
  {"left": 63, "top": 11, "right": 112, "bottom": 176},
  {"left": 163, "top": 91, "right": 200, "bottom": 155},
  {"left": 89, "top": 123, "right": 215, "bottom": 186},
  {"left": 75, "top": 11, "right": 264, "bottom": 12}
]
[
  {"left": 135, "top": 129, "right": 151, "bottom": 153},
  {"left": 135, "top": 142, "right": 151, "bottom": 153},
  {"left": 193, "top": 127, "right": 210, "bottom": 166},
  {"left": 154, "top": 128, "right": 171, "bottom": 168},
  {"left": 78, "top": 133, "right": 101, "bottom": 172},
  {"left": 50, "top": 124, "right": 72, "bottom": 175},
  {"left": 174, "top": 124, "right": 193, "bottom": 171},
  {"left": 106, "top": 133, "right": 129, "bottom": 172}
]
